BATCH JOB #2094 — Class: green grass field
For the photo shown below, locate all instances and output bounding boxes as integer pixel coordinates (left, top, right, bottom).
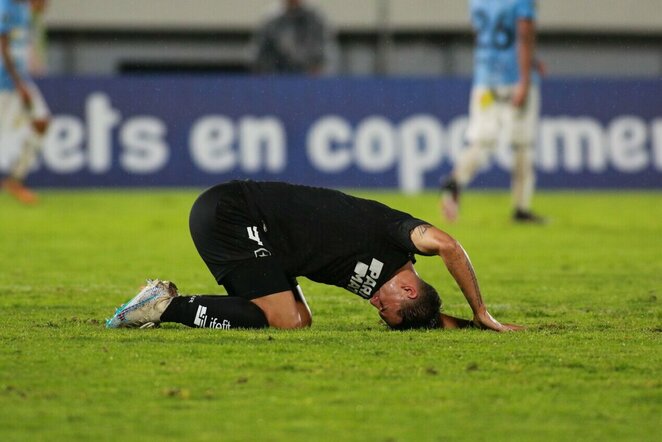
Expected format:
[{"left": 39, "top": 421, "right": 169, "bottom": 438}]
[{"left": 0, "top": 189, "right": 660, "bottom": 442}]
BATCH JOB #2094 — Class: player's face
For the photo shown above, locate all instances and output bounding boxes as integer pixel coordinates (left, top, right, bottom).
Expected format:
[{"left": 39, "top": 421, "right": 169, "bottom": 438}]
[{"left": 369, "top": 287, "right": 405, "bottom": 327}]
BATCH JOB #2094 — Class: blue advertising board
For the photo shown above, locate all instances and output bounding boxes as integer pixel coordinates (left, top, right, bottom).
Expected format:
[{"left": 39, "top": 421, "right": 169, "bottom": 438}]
[{"left": 1, "top": 76, "right": 660, "bottom": 190}]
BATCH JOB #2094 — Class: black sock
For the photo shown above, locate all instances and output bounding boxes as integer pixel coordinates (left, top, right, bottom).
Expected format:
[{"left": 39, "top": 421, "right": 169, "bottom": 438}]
[{"left": 161, "top": 296, "right": 268, "bottom": 329}]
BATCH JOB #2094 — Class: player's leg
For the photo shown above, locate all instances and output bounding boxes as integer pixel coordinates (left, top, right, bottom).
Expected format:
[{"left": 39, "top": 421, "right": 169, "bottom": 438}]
[
  {"left": 0, "top": 91, "right": 29, "bottom": 196},
  {"left": 159, "top": 260, "right": 305, "bottom": 330},
  {"left": 0, "top": 90, "right": 14, "bottom": 164},
  {"left": 511, "top": 143, "right": 535, "bottom": 212},
  {"left": 105, "top": 279, "right": 305, "bottom": 330},
  {"left": 220, "top": 258, "right": 307, "bottom": 329},
  {"left": 159, "top": 289, "right": 306, "bottom": 330},
  {"left": 106, "top": 279, "right": 271, "bottom": 329},
  {"left": 160, "top": 293, "right": 270, "bottom": 329},
  {"left": 251, "top": 291, "right": 306, "bottom": 329},
  {"left": 509, "top": 85, "right": 545, "bottom": 223},
  {"left": 2, "top": 83, "right": 50, "bottom": 204},
  {"left": 441, "top": 87, "right": 498, "bottom": 221}
]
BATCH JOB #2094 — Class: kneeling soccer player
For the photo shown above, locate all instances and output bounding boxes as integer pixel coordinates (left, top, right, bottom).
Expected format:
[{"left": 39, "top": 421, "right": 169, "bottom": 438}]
[{"left": 106, "top": 181, "right": 522, "bottom": 331}]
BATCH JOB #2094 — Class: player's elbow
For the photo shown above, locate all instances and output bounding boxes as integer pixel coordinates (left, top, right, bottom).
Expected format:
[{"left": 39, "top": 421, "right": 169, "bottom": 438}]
[
  {"left": 437, "top": 236, "right": 462, "bottom": 258},
  {"left": 428, "top": 229, "right": 461, "bottom": 256}
]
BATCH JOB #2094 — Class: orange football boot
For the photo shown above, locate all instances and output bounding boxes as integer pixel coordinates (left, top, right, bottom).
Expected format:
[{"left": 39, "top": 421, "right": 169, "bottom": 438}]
[{"left": 2, "top": 178, "right": 38, "bottom": 205}]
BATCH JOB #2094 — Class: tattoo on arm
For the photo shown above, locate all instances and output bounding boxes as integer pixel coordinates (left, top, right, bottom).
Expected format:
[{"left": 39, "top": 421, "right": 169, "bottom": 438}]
[
  {"left": 415, "top": 224, "right": 431, "bottom": 238},
  {"left": 447, "top": 243, "right": 485, "bottom": 314},
  {"left": 464, "top": 253, "right": 483, "bottom": 308}
]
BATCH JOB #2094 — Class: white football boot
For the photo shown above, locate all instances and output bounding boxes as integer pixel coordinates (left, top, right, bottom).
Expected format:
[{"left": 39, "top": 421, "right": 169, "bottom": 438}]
[{"left": 106, "top": 279, "right": 178, "bottom": 329}]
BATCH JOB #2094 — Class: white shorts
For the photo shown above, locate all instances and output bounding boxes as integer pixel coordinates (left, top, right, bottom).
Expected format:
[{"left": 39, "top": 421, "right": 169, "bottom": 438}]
[
  {"left": 0, "top": 84, "right": 49, "bottom": 170},
  {"left": 465, "top": 84, "right": 540, "bottom": 146},
  {"left": 0, "top": 82, "right": 50, "bottom": 132}
]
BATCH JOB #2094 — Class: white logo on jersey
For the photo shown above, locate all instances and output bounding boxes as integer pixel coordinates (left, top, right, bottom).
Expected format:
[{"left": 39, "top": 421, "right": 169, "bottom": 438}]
[
  {"left": 193, "top": 304, "right": 231, "bottom": 329},
  {"left": 347, "top": 258, "right": 384, "bottom": 299},
  {"left": 194, "top": 305, "right": 207, "bottom": 327},
  {"left": 247, "top": 226, "right": 263, "bottom": 246}
]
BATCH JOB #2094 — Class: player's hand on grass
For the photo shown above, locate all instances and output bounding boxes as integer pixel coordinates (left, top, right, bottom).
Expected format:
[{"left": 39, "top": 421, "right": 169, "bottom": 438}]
[{"left": 473, "top": 310, "right": 522, "bottom": 332}]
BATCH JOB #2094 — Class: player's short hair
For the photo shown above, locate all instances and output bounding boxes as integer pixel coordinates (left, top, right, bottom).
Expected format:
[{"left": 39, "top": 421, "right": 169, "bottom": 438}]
[{"left": 390, "top": 279, "right": 442, "bottom": 330}]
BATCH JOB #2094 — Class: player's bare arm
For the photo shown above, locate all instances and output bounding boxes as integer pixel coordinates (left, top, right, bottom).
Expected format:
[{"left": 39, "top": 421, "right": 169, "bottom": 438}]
[
  {"left": 410, "top": 224, "right": 522, "bottom": 331},
  {"left": 513, "top": 18, "right": 535, "bottom": 108}
]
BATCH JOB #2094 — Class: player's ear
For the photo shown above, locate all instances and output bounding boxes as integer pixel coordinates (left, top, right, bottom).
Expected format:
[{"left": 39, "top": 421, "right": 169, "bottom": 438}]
[{"left": 401, "top": 284, "right": 418, "bottom": 300}]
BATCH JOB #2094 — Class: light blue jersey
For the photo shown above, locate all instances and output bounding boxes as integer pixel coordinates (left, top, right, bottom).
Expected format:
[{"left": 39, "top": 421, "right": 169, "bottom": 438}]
[
  {"left": 0, "top": 0, "right": 31, "bottom": 91},
  {"left": 470, "top": 0, "right": 536, "bottom": 86}
]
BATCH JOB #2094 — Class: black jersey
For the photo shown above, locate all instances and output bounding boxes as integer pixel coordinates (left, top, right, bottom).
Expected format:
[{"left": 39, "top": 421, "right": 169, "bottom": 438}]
[{"left": 234, "top": 181, "right": 429, "bottom": 299}]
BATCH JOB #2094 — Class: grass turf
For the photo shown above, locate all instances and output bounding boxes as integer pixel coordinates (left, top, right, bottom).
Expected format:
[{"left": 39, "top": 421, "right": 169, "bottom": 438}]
[{"left": 0, "top": 189, "right": 660, "bottom": 441}]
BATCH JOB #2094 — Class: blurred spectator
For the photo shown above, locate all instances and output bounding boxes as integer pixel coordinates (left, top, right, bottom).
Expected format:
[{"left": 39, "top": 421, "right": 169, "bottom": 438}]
[{"left": 253, "top": 0, "right": 336, "bottom": 75}]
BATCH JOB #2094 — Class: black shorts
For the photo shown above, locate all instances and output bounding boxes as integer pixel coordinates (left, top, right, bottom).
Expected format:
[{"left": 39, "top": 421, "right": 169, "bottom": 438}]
[{"left": 188, "top": 182, "right": 295, "bottom": 299}]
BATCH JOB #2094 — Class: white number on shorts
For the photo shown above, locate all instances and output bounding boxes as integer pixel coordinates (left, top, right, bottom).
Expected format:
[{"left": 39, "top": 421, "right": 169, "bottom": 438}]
[{"left": 247, "top": 226, "right": 263, "bottom": 246}]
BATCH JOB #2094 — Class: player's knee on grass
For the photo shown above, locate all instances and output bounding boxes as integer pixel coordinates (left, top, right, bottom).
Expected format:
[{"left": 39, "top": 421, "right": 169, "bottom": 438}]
[
  {"left": 251, "top": 291, "right": 307, "bottom": 329},
  {"left": 216, "top": 257, "right": 308, "bottom": 329}
]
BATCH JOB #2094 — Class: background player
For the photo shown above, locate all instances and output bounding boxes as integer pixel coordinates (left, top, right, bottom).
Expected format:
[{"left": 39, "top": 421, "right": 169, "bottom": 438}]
[
  {"left": 440, "top": 0, "right": 544, "bottom": 223},
  {"left": 107, "top": 181, "right": 522, "bottom": 332},
  {"left": 0, "top": 0, "right": 50, "bottom": 204}
]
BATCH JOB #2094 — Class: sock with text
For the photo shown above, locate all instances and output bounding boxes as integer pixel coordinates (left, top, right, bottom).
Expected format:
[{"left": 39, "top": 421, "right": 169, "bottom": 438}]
[{"left": 161, "top": 296, "right": 268, "bottom": 329}]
